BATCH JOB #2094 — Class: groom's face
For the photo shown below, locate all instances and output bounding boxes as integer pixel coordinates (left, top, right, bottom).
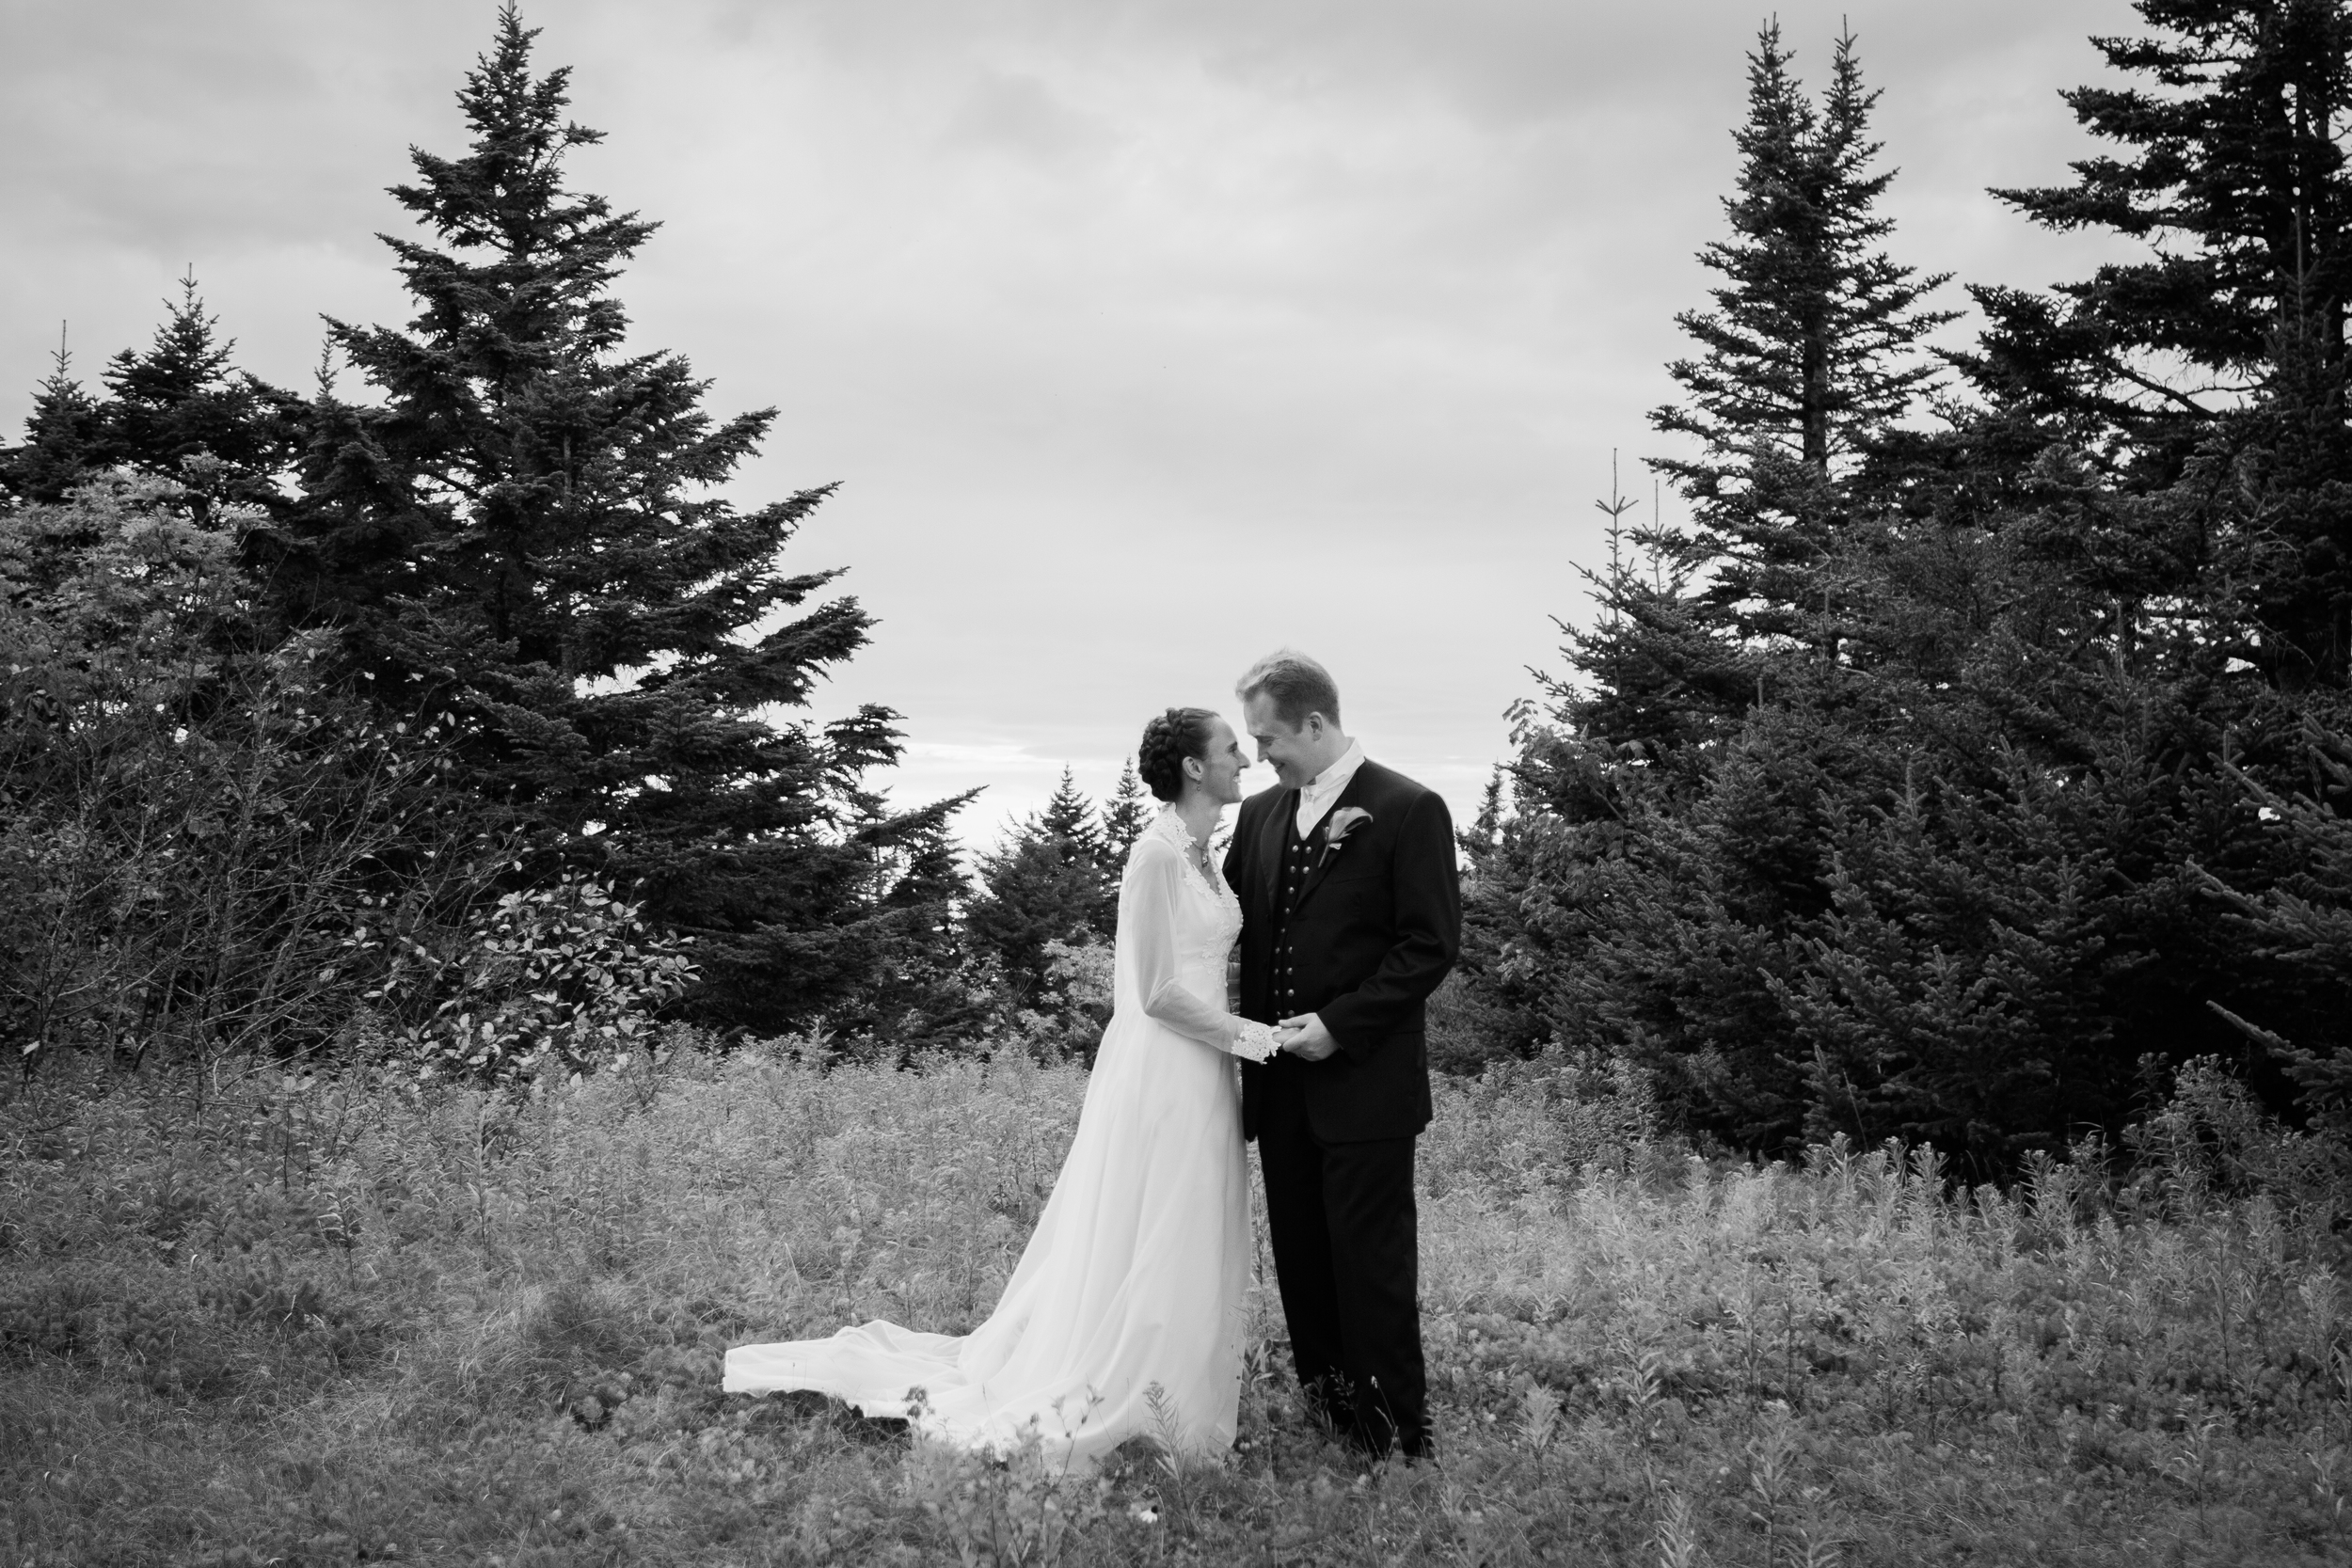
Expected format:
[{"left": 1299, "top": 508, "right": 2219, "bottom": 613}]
[{"left": 1242, "top": 694, "right": 1322, "bottom": 789}]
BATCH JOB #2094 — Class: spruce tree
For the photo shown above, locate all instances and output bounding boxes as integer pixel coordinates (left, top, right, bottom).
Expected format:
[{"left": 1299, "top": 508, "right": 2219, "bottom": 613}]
[
  {"left": 966, "top": 768, "right": 1116, "bottom": 998},
  {"left": 3, "top": 281, "right": 300, "bottom": 523},
  {"left": 1100, "top": 759, "right": 1152, "bottom": 864},
  {"left": 823, "top": 801, "right": 995, "bottom": 1052},
  {"left": 1969, "top": 0, "right": 2352, "bottom": 686},
  {"left": 99, "top": 273, "right": 302, "bottom": 519},
  {"left": 285, "top": 7, "right": 958, "bottom": 1031},
  {"left": 0, "top": 333, "right": 106, "bottom": 507},
  {"left": 1037, "top": 767, "right": 1104, "bottom": 865},
  {"left": 1975, "top": 0, "right": 2352, "bottom": 450},
  {"left": 1451, "top": 8, "right": 2352, "bottom": 1165},
  {"left": 1553, "top": 461, "right": 1751, "bottom": 755},
  {"left": 1649, "top": 23, "right": 1953, "bottom": 654}
]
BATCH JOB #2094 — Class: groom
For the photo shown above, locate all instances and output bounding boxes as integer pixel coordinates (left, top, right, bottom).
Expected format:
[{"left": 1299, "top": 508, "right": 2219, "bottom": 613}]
[{"left": 1225, "top": 650, "right": 1460, "bottom": 1462}]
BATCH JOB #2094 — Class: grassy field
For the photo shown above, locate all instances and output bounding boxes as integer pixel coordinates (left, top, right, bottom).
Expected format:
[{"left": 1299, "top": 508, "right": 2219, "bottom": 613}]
[{"left": 5, "top": 1042, "right": 2350, "bottom": 1567}]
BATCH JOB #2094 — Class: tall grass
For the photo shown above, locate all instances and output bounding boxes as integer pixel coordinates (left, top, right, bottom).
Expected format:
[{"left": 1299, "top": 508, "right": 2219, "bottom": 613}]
[{"left": 4, "top": 1043, "right": 2347, "bottom": 1565}]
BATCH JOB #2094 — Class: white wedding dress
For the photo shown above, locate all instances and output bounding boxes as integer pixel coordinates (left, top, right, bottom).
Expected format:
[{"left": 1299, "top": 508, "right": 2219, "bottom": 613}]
[{"left": 723, "top": 806, "right": 1278, "bottom": 1471}]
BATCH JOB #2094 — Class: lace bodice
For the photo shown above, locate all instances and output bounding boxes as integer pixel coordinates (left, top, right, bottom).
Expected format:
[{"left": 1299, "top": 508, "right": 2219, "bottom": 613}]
[
  {"left": 1119, "top": 808, "right": 1276, "bottom": 1062},
  {"left": 1143, "top": 807, "right": 1245, "bottom": 985}
]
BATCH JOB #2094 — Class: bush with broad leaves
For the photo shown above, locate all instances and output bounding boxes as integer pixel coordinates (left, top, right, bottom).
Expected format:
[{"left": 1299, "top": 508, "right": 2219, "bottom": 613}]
[{"left": 359, "top": 871, "right": 697, "bottom": 1084}]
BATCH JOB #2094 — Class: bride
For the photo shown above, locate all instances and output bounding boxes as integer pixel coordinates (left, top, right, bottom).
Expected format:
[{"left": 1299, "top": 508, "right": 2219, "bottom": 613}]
[{"left": 723, "top": 706, "right": 1280, "bottom": 1470}]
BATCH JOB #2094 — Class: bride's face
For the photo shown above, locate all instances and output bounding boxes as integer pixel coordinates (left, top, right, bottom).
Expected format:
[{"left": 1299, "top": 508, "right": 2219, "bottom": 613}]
[{"left": 1190, "top": 717, "right": 1249, "bottom": 805}]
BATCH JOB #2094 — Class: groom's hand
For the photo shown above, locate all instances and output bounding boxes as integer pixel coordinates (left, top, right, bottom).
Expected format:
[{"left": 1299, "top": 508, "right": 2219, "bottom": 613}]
[{"left": 1277, "top": 1013, "right": 1339, "bottom": 1061}]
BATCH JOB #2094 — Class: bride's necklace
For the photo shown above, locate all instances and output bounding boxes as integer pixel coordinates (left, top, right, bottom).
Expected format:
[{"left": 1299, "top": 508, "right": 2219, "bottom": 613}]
[{"left": 1166, "top": 805, "right": 1216, "bottom": 879}]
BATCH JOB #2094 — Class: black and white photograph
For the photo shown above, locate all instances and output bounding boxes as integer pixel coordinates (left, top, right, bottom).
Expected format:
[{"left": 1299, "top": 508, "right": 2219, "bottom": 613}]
[{"left": 6, "top": 1, "right": 2350, "bottom": 1562}]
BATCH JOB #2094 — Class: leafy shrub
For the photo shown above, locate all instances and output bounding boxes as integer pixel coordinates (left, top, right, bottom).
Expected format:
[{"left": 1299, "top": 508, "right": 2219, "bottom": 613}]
[
  {"left": 1006, "top": 937, "right": 1116, "bottom": 1061},
  {"left": 360, "top": 871, "right": 698, "bottom": 1084},
  {"left": 0, "top": 472, "right": 476, "bottom": 1073},
  {"left": 2122, "top": 1056, "right": 2352, "bottom": 1227}
]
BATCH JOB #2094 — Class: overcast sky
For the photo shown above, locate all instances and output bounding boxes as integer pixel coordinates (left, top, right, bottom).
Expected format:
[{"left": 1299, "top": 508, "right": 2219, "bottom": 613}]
[{"left": 1, "top": 0, "right": 2140, "bottom": 847}]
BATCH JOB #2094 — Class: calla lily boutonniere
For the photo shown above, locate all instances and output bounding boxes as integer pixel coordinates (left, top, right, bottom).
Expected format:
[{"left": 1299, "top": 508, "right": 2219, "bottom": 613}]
[{"left": 1319, "top": 806, "right": 1374, "bottom": 867}]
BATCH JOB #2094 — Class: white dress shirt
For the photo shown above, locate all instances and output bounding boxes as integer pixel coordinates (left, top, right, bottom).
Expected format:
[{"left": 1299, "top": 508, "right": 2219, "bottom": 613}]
[{"left": 1295, "top": 738, "right": 1367, "bottom": 838}]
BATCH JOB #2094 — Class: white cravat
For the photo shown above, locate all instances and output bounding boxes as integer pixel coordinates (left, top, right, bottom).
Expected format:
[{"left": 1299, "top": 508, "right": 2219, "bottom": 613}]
[{"left": 1295, "top": 738, "right": 1367, "bottom": 838}]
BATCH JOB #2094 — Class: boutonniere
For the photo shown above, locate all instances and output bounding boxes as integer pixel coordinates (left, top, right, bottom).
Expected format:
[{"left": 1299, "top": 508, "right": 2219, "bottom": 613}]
[{"left": 1319, "top": 806, "right": 1374, "bottom": 867}]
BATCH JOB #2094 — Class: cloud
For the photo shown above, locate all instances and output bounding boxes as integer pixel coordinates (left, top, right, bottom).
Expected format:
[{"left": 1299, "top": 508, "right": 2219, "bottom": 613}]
[
  {"left": 0, "top": 0, "right": 2138, "bottom": 843},
  {"left": 904, "top": 738, "right": 1106, "bottom": 773},
  {"left": 947, "top": 70, "right": 1119, "bottom": 163}
]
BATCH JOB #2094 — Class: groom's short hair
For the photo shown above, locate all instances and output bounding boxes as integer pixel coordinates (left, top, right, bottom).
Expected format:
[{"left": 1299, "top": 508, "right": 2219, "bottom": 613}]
[{"left": 1237, "top": 650, "right": 1341, "bottom": 730}]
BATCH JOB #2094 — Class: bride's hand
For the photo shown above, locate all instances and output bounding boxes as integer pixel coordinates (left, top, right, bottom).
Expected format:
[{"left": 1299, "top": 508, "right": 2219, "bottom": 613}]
[{"left": 1230, "top": 1020, "right": 1281, "bottom": 1063}]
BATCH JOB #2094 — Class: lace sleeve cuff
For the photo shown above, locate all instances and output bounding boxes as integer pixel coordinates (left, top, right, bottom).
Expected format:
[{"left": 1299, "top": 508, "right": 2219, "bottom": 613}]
[{"left": 1229, "top": 1019, "right": 1281, "bottom": 1064}]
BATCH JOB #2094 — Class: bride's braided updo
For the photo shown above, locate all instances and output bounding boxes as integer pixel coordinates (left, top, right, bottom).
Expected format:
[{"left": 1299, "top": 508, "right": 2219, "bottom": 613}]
[{"left": 1136, "top": 707, "right": 1218, "bottom": 802}]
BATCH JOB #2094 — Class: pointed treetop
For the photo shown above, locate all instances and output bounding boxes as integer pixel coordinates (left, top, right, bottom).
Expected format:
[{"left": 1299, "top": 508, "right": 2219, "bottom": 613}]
[
  {"left": 1458, "top": 766, "right": 1512, "bottom": 874},
  {"left": 0, "top": 322, "right": 107, "bottom": 505},
  {"left": 94, "top": 269, "right": 296, "bottom": 510},
  {"left": 31, "top": 323, "right": 87, "bottom": 419},
  {"left": 1101, "top": 758, "right": 1152, "bottom": 862},
  {"left": 372, "top": 1, "right": 657, "bottom": 363},
  {"left": 104, "top": 270, "right": 236, "bottom": 408},
  {"left": 1652, "top": 21, "right": 1952, "bottom": 483},
  {"left": 1038, "top": 767, "right": 1104, "bottom": 862}
]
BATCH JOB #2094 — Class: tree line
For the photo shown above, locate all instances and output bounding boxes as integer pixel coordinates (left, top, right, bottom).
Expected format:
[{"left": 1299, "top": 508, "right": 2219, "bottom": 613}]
[
  {"left": 0, "top": 8, "right": 1001, "bottom": 1079},
  {"left": 13, "top": 1, "right": 2352, "bottom": 1178},
  {"left": 0, "top": 6, "right": 1189, "bottom": 1080},
  {"left": 1444, "top": 3, "right": 2352, "bottom": 1174}
]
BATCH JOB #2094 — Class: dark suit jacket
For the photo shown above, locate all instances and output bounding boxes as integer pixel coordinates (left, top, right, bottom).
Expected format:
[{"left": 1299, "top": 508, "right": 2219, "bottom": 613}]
[{"left": 1226, "top": 758, "right": 1461, "bottom": 1144}]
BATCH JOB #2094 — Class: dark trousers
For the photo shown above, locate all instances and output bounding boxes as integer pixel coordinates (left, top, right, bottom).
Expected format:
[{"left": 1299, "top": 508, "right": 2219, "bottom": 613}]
[{"left": 1255, "top": 1064, "right": 1429, "bottom": 1457}]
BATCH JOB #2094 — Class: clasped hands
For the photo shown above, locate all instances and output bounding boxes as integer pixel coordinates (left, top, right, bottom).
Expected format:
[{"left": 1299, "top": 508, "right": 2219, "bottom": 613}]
[{"left": 1275, "top": 1013, "right": 1340, "bottom": 1062}]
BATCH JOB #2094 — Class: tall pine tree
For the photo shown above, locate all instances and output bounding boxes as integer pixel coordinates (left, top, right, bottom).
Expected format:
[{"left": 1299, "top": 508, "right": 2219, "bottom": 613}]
[
  {"left": 284, "top": 7, "right": 960, "bottom": 1031},
  {"left": 1649, "top": 24, "right": 1953, "bottom": 660},
  {"left": 1461, "top": 24, "right": 2167, "bottom": 1164}
]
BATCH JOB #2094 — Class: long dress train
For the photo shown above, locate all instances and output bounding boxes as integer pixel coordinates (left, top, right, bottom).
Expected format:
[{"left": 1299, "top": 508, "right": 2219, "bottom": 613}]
[{"left": 723, "top": 806, "right": 1278, "bottom": 1471}]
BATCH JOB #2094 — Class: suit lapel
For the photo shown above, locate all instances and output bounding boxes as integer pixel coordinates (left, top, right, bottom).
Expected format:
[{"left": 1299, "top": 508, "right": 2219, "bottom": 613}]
[{"left": 1289, "top": 764, "right": 1375, "bottom": 915}]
